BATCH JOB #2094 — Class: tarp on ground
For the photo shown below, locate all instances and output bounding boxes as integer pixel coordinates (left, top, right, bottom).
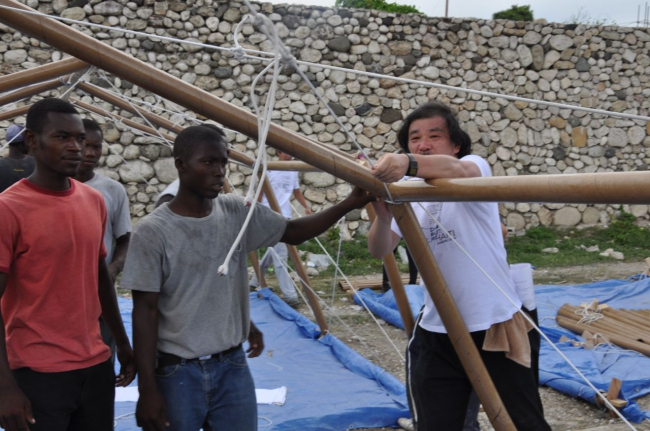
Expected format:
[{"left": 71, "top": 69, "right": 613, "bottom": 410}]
[
  {"left": 351, "top": 277, "right": 650, "bottom": 422},
  {"left": 114, "top": 290, "right": 409, "bottom": 430},
  {"left": 352, "top": 285, "right": 425, "bottom": 330}
]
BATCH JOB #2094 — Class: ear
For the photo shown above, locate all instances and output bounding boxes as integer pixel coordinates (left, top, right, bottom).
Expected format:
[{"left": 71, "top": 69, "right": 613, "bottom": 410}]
[
  {"left": 174, "top": 156, "right": 185, "bottom": 172},
  {"left": 24, "top": 129, "right": 38, "bottom": 152},
  {"left": 452, "top": 144, "right": 460, "bottom": 156}
]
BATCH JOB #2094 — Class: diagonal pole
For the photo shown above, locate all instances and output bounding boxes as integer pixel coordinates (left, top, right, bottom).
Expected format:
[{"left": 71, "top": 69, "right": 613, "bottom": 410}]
[
  {"left": 0, "top": 57, "right": 87, "bottom": 93},
  {"left": 391, "top": 202, "right": 516, "bottom": 430}
]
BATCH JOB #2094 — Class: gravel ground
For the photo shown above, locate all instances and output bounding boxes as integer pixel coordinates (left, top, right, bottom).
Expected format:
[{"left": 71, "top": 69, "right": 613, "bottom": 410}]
[{"left": 292, "top": 261, "right": 650, "bottom": 431}]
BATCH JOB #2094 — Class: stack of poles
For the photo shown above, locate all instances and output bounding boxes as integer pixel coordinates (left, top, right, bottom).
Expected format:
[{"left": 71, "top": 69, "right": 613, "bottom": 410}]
[
  {"left": 5, "top": 0, "right": 650, "bottom": 427},
  {"left": 557, "top": 304, "right": 650, "bottom": 357}
]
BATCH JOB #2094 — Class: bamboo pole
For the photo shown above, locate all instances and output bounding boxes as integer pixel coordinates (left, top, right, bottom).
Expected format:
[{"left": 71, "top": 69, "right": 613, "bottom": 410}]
[
  {"left": 365, "top": 203, "right": 414, "bottom": 336},
  {"left": 0, "top": 104, "right": 29, "bottom": 121},
  {"left": 558, "top": 306, "right": 650, "bottom": 343},
  {"left": 260, "top": 177, "right": 329, "bottom": 334},
  {"left": 391, "top": 203, "right": 515, "bottom": 430},
  {"left": 265, "top": 160, "right": 319, "bottom": 172},
  {"left": 0, "top": 77, "right": 65, "bottom": 107},
  {"left": 601, "top": 308, "right": 650, "bottom": 335},
  {"left": 0, "top": 57, "right": 88, "bottom": 93},
  {"left": 0, "top": 0, "right": 388, "bottom": 198},
  {"left": 71, "top": 98, "right": 176, "bottom": 142},
  {"left": 389, "top": 171, "right": 650, "bottom": 205},
  {"left": 557, "top": 317, "right": 650, "bottom": 356}
]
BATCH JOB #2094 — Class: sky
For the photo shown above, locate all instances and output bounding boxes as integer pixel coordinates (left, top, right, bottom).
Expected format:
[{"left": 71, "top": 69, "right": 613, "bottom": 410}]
[{"left": 268, "top": 0, "right": 640, "bottom": 27}]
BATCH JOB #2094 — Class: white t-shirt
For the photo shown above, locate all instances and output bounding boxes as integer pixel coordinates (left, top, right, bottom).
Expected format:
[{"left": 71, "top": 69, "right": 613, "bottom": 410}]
[
  {"left": 261, "top": 171, "right": 299, "bottom": 218},
  {"left": 391, "top": 155, "right": 521, "bottom": 333},
  {"left": 156, "top": 179, "right": 180, "bottom": 204},
  {"left": 86, "top": 173, "right": 132, "bottom": 264}
]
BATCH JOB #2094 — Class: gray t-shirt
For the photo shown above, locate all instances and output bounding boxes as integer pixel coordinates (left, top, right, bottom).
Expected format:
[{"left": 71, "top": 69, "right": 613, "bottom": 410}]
[
  {"left": 121, "top": 194, "right": 288, "bottom": 358},
  {"left": 86, "top": 173, "right": 132, "bottom": 264}
]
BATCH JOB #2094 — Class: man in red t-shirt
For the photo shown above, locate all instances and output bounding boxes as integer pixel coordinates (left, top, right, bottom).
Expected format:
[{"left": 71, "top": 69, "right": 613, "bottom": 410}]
[{"left": 0, "top": 98, "right": 135, "bottom": 431}]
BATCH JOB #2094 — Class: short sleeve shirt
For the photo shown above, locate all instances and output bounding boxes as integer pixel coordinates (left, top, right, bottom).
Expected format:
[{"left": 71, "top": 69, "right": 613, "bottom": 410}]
[
  {"left": 0, "top": 179, "right": 110, "bottom": 372},
  {"left": 261, "top": 171, "right": 300, "bottom": 218},
  {"left": 391, "top": 155, "right": 521, "bottom": 333},
  {"left": 121, "top": 193, "right": 288, "bottom": 358},
  {"left": 86, "top": 173, "right": 132, "bottom": 264}
]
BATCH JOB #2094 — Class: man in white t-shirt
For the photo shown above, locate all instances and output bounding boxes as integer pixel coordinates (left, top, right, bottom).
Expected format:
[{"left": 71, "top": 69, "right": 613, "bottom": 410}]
[
  {"left": 74, "top": 119, "right": 132, "bottom": 363},
  {"left": 249, "top": 150, "right": 312, "bottom": 307},
  {"left": 367, "top": 102, "right": 549, "bottom": 431}
]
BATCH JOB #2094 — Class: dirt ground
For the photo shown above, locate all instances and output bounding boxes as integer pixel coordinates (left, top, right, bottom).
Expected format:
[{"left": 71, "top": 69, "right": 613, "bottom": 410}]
[{"left": 290, "top": 261, "right": 650, "bottom": 431}]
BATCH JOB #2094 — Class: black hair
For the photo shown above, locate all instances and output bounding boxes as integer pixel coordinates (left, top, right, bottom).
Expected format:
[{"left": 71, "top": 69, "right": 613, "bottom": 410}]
[
  {"left": 82, "top": 118, "right": 104, "bottom": 138},
  {"left": 199, "top": 123, "right": 226, "bottom": 138},
  {"left": 173, "top": 125, "right": 227, "bottom": 160},
  {"left": 397, "top": 102, "right": 472, "bottom": 159},
  {"left": 26, "top": 98, "right": 79, "bottom": 134}
]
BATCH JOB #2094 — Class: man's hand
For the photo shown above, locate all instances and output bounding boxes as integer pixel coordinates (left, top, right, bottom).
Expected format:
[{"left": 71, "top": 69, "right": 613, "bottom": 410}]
[
  {"left": 0, "top": 383, "right": 35, "bottom": 431},
  {"left": 345, "top": 186, "right": 377, "bottom": 210},
  {"left": 107, "top": 262, "right": 120, "bottom": 282},
  {"left": 371, "top": 153, "right": 410, "bottom": 183},
  {"left": 136, "top": 389, "right": 169, "bottom": 431},
  {"left": 246, "top": 323, "right": 264, "bottom": 358},
  {"left": 370, "top": 198, "right": 393, "bottom": 221},
  {"left": 115, "top": 343, "right": 136, "bottom": 387},
  {"left": 304, "top": 207, "right": 313, "bottom": 215}
]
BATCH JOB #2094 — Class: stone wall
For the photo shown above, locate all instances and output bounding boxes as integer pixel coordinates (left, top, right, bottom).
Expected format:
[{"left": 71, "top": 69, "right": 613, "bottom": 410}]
[{"left": 2, "top": 0, "right": 650, "bottom": 236}]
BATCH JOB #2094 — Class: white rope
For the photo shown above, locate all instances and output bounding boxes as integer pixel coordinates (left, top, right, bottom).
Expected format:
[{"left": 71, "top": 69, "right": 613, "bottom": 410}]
[
  {"left": 217, "top": 13, "right": 283, "bottom": 276},
  {"left": 328, "top": 217, "right": 346, "bottom": 329},
  {"left": 2, "top": 4, "right": 647, "bottom": 123},
  {"left": 97, "top": 71, "right": 175, "bottom": 147},
  {"left": 413, "top": 201, "right": 637, "bottom": 430}
]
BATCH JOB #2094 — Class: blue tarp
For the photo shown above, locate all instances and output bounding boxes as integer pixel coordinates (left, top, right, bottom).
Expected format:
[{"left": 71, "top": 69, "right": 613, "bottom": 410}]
[
  {"left": 115, "top": 290, "right": 409, "bottom": 430},
  {"left": 351, "top": 278, "right": 650, "bottom": 423},
  {"left": 352, "top": 285, "right": 425, "bottom": 329}
]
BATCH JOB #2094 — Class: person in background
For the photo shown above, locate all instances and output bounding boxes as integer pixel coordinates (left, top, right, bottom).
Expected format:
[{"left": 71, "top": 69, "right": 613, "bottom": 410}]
[
  {"left": 73, "top": 118, "right": 132, "bottom": 363},
  {"left": 249, "top": 149, "right": 313, "bottom": 307},
  {"left": 0, "top": 98, "right": 134, "bottom": 431},
  {"left": 0, "top": 124, "right": 35, "bottom": 193}
]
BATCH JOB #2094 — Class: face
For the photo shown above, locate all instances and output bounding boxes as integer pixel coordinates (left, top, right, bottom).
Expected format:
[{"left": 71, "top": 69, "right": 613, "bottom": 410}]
[
  {"left": 176, "top": 139, "right": 228, "bottom": 199},
  {"left": 407, "top": 116, "right": 459, "bottom": 158},
  {"left": 276, "top": 150, "right": 292, "bottom": 161},
  {"left": 26, "top": 112, "right": 85, "bottom": 177},
  {"left": 78, "top": 129, "right": 103, "bottom": 174}
]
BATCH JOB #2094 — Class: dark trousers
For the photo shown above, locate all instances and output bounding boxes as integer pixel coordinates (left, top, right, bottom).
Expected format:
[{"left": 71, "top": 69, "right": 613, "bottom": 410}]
[
  {"left": 411, "top": 324, "right": 550, "bottom": 431},
  {"left": 382, "top": 244, "right": 418, "bottom": 291},
  {"left": 12, "top": 359, "right": 115, "bottom": 431}
]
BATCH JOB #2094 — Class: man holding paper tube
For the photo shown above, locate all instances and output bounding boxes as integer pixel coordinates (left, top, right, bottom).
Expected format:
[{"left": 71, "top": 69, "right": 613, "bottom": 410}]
[{"left": 367, "top": 102, "right": 549, "bottom": 431}]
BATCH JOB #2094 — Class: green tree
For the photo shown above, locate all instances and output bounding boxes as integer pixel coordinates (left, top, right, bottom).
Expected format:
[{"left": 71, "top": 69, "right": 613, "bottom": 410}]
[
  {"left": 492, "top": 5, "right": 534, "bottom": 21},
  {"left": 335, "top": 0, "right": 422, "bottom": 14}
]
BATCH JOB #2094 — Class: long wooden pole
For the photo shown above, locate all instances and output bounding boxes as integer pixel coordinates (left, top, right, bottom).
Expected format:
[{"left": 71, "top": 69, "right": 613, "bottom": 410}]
[
  {"left": 0, "top": 0, "right": 388, "bottom": 198},
  {"left": 365, "top": 204, "right": 414, "bottom": 336},
  {"left": 557, "top": 317, "right": 650, "bottom": 356},
  {"left": 0, "top": 77, "right": 65, "bottom": 107},
  {"left": 260, "top": 177, "right": 329, "bottom": 333},
  {"left": 0, "top": 57, "right": 88, "bottom": 93},
  {"left": 392, "top": 203, "right": 516, "bottom": 430},
  {"left": 389, "top": 171, "right": 650, "bottom": 204},
  {"left": 0, "top": 104, "right": 30, "bottom": 121}
]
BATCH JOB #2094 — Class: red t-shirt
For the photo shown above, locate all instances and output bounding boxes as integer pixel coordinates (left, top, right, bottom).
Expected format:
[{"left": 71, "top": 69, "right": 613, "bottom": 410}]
[{"left": 0, "top": 179, "right": 110, "bottom": 372}]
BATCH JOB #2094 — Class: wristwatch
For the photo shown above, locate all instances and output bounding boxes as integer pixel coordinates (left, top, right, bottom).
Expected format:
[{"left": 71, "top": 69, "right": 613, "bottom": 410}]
[{"left": 405, "top": 154, "right": 418, "bottom": 177}]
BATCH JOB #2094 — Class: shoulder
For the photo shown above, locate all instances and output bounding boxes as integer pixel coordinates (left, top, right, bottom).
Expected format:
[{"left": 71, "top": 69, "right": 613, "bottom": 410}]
[
  {"left": 96, "top": 174, "right": 127, "bottom": 195},
  {"left": 460, "top": 155, "right": 491, "bottom": 177}
]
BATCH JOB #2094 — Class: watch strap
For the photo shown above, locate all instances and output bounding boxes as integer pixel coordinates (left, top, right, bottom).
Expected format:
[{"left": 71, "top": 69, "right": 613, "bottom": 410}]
[{"left": 405, "top": 154, "right": 418, "bottom": 177}]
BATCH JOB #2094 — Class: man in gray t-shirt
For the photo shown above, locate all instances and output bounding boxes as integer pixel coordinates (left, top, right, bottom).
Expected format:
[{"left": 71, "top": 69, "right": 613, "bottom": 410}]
[
  {"left": 74, "top": 119, "right": 132, "bottom": 362},
  {"left": 122, "top": 125, "right": 374, "bottom": 431}
]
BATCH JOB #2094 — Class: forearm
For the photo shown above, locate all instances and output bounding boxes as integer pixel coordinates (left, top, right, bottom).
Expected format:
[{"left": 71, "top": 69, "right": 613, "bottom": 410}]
[
  {"left": 413, "top": 154, "right": 479, "bottom": 179},
  {"left": 108, "top": 234, "right": 130, "bottom": 276},
  {"left": 98, "top": 260, "right": 130, "bottom": 347},
  {"left": 132, "top": 291, "right": 159, "bottom": 393},
  {"left": 281, "top": 196, "right": 356, "bottom": 245},
  {"left": 293, "top": 190, "right": 310, "bottom": 210},
  {"left": 368, "top": 216, "right": 398, "bottom": 258}
]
